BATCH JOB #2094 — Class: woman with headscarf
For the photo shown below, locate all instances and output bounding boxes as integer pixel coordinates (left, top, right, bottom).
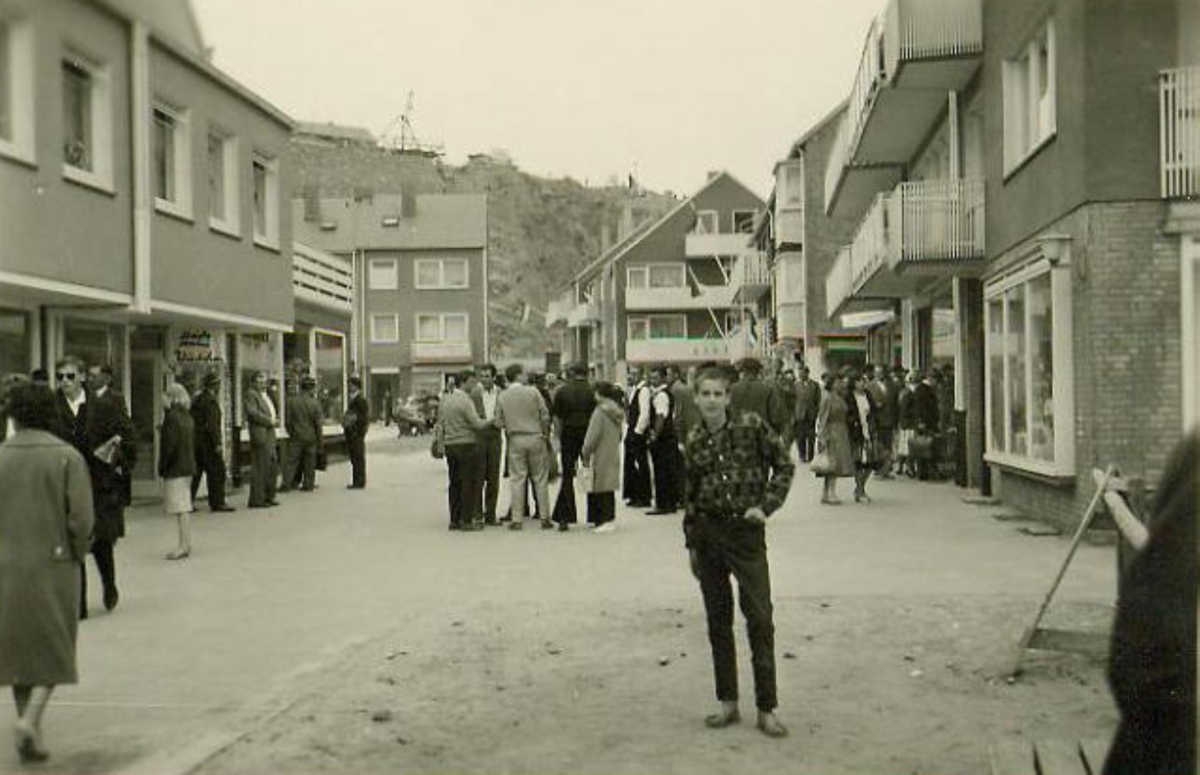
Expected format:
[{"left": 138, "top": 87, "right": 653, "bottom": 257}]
[
  {"left": 813, "top": 370, "right": 855, "bottom": 504},
  {"left": 159, "top": 382, "right": 196, "bottom": 559},
  {"left": 0, "top": 382, "right": 94, "bottom": 763}
]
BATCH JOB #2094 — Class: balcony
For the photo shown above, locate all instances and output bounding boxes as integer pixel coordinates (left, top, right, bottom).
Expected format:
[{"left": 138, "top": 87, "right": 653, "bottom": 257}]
[
  {"left": 625, "top": 282, "right": 737, "bottom": 312},
  {"left": 684, "top": 232, "right": 753, "bottom": 258},
  {"left": 774, "top": 206, "right": 804, "bottom": 249},
  {"left": 411, "top": 341, "right": 472, "bottom": 363},
  {"left": 825, "top": 178, "right": 984, "bottom": 319},
  {"left": 733, "top": 251, "right": 772, "bottom": 302},
  {"left": 292, "top": 243, "right": 353, "bottom": 314},
  {"left": 1160, "top": 65, "right": 1200, "bottom": 199},
  {"left": 566, "top": 301, "right": 600, "bottom": 328},
  {"left": 825, "top": 0, "right": 982, "bottom": 217},
  {"left": 626, "top": 337, "right": 731, "bottom": 363},
  {"left": 545, "top": 292, "right": 573, "bottom": 327}
]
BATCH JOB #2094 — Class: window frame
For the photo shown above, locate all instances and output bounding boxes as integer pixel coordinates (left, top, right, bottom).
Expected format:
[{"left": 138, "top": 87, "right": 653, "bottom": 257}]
[
  {"left": 368, "top": 258, "right": 399, "bottom": 290},
  {"left": 61, "top": 48, "right": 113, "bottom": 192},
  {"left": 0, "top": 15, "right": 34, "bottom": 165},
  {"left": 1002, "top": 17, "right": 1057, "bottom": 177},
  {"left": 414, "top": 258, "right": 469, "bottom": 290},
  {"left": 251, "top": 151, "right": 280, "bottom": 249},
  {"left": 414, "top": 312, "right": 469, "bottom": 342},
  {"left": 369, "top": 313, "right": 400, "bottom": 344},
  {"left": 982, "top": 256, "right": 1074, "bottom": 478},
  {"left": 732, "top": 209, "right": 757, "bottom": 234},
  {"left": 206, "top": 126, "right": 239, "bottom": 236},
  {"left": 627, "top": 314, "right": 687, "bottom": 341},
  {"left": 627, "top": 263, "right": 686, "bottom": 290},
  {"left": 152, "top": 99, "right": 192, "bottom": 219},
  {"left": 694, "top": 210, "right": 718, "bottom": 234}
]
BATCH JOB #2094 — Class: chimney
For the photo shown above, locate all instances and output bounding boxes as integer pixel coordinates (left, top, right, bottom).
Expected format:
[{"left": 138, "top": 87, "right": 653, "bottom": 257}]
[
  {"left": 401, "top": 192, "right": 417, "bottom": 218},
  {"left": 706, "top": 170, "right": 720, "bottom": 181}
]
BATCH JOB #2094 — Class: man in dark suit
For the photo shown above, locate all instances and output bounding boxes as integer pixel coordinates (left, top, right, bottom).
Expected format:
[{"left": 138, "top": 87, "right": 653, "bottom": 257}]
[
  {"left": 190, "top": 372, "right": 235, "bottom": 512},
  {"left": 471, "top": 363, "right": 503, "bottom": 524},
  {"left": 912, "top": 370, "right": 940, "bottom": 480},
  {"left": 83, "top": 363, "right": 137, "bottom": 614},
  {"left": 792, "top": 365, "right": 821, "bottom": 462},
  {"left": 868, "top": 365, "right": 898, "bottom": 478},
  {"left": 550, "top": 361, "right": 595, "bottom": 528},
  {"left": 623, "top": 366, "right": 652, "bottom": 508},
  {"left": 50, "top": 357, "right": 92, "bottom": 617},
  {"left": 283, "top": 375, "right": 323, "bottom": 492},
  {"left": 244, "top": 370, "right": 280, "bottom": 508},
  {"left": 344, "top": 375, "right": 369, "bottom": 489}
]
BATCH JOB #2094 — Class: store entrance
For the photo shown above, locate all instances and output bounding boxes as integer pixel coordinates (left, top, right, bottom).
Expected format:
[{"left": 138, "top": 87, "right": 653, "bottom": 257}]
[{"left": 129, "top": 327, "right": 166, "bottom": 487}]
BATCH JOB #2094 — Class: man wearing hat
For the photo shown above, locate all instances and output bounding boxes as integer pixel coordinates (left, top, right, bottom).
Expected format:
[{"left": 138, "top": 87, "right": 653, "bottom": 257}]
[
  {"left": 344, "top": 375, "right": 369, "bottom": 488},
  {"left": 190, "top": 372, "right": 235, "bottom": 512},
  {"left": 283, "top": 375, "right": 324, "bottom": 492}
]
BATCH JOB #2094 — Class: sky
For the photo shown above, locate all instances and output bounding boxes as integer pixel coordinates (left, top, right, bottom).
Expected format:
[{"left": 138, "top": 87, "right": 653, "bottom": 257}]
[{"left": 193, "top": 0, "right": 883, "bottom": 199}]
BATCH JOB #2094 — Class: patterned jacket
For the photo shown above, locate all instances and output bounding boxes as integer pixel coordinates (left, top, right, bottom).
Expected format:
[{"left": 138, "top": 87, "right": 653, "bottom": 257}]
[{"left": 682, "top": 409, "right": 795, "bottom": 548}]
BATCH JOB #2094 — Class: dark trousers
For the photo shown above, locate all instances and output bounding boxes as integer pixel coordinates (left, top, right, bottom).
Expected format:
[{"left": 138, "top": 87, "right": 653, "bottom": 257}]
[
  {"left": 79, "top": 538, "right": 116, "bottom": 616},
  {"left": 446, "top": 442, "right": 483, "bottom": 527},
  {"left": 552, "top": 426, "right": 586, "bottom": 525},
  {"left": 480, "top": 429, "right": 502, "bottom": 521},
  {"left": 190, "top": 448, "right": 229, "bottom": 508},
  {"left": 348, "top": 433, "right": 366, "bottom": 487},
  {"left": 650, "top": 436, "right": 679, "bottom": 510},
  {"left": 794, "top": 420, "right": 815, "bottom": 462},
  {"left": 623, "top": 431, "right": 650, "bottom": 504},
  {"left": 248, "top": 441, "right": 277, "bottom": 506},
  {"left": 693, "top": 526, "right": 777, "bottom": 712},
  {"left": 875, "top": 426, "right": 895, "bottom": 475},
  {"left": 283, "top": 440, "right": 317, "bottom": 490},
  {"left": 586, "top": 491, "right": 615, "bottom": 525}
]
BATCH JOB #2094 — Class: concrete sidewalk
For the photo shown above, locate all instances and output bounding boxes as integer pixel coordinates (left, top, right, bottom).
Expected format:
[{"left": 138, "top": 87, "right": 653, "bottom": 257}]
[{"left": 0, "top": 432, "right": 1118, "bottom": 774}]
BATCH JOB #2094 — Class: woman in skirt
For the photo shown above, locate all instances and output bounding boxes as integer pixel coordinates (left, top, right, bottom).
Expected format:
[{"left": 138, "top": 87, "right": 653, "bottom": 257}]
[
  {"left": 814, "top": 370, "right": 856, "bottom": 504},
  {"left": 847, "top": 370, "right": 880, "bottom": 503},
  {"left": 160, "top": 383, "right": 196, "bottom": 559}
]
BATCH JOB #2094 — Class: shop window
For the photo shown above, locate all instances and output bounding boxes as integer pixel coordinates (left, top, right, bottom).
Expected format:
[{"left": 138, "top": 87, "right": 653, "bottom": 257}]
[
  {"left": 0, "top": 309, "right": 29, "bottom": 376},
  {"left": 238, "top": 333, "right": 281, "bottom": 426},
  {"left": 984, "top": 263, "right": 1071, "bottom": 474},
  {"left": 314, "top": 330, "right": 345, "bottom": 421}
]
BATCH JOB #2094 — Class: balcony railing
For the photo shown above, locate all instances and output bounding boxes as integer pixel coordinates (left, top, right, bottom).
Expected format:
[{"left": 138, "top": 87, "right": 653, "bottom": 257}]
[
  {"left": 684, "top": 232, "right": 754, "bottom": 258},
  {"left": 884, "top": 0, "right": 983, "bottom": 75},
  {"left": 885, "top": 178, "right": 985, "bottom": 266},
  {"left": 411, "top": 341, "right": 472, "bottom": 363},
  {"left": 625, "top": 283, "right": 737, "bottom": 311},
  {"left": 566, "top": 301, "right": 600, "bottom": 327},
  {"left": 826, "top": 246, "right": 854, "bottom": 319},
  {"left": 849, "top": 193, "right": 890, "bottom": 291},
  {"left": 546, "top": 292, "right": 573, "bottom": 327},
  {"left": 292, "top": 244, "right": 353, "bottom": 313},
  {"left": 1160, "top": 65, "right": 1200, "bottom": 199}
]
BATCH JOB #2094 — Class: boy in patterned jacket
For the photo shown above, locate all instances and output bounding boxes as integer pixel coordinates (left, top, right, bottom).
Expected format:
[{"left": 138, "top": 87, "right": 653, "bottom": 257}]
[{"left": 683, "top": 365, "right": 795, "bottom": 738}]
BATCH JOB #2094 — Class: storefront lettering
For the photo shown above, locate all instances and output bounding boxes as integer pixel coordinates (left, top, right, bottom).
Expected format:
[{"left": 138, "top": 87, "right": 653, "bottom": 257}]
[{"left": 176, "top": 329, "right": 221, "bottom": 363}]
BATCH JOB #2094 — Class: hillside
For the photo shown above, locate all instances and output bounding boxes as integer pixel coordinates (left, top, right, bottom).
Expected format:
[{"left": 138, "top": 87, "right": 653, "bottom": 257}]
[{"left": 285, "top": 139, "right": 677, "bottom": 358}]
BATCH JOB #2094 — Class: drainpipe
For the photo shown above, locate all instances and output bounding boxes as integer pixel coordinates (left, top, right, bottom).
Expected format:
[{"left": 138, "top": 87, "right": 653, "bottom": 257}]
[{"left": 129, "top": 20, "right": 152, "bottom": 314}]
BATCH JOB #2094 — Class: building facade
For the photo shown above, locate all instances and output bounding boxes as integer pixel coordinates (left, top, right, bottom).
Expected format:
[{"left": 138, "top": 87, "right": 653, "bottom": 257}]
[
  {"left": 292, "top": 193, "right": 488, "bottom": 417},
  {"left": 548, "top": 171, "right": 767, "bottom": 380},
  {"left": 0, "top": 0, "right": 295, "bottom": 484},
  {"left": 817, "top": 0, "right": 1199, "bottom": 525}
]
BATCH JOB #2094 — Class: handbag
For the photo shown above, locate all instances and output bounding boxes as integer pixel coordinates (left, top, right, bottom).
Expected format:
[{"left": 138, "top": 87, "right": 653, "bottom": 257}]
[
  {"left": 909, "top": 433, "right": 934, "bottom": 461},
  {"left": 810, "top": 448, "right": 834, "bottom": 476},
  {"left": 575, "top": 463, "right": 594, "bottom": 493}
]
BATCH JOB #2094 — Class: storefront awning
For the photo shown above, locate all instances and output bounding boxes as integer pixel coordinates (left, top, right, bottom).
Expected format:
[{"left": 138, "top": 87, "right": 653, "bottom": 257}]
[{"left": 839, "top": 310, "right": 896, "bottom": 329}]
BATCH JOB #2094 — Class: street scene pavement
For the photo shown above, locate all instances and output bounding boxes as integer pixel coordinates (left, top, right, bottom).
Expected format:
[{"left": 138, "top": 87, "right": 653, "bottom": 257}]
[{"left": 5, "top": 427, "right": 1119, "bottom": 775}]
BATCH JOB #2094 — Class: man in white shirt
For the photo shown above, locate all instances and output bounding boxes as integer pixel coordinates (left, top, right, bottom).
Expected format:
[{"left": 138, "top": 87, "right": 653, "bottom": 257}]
[
  {"left": 472, "top": 363, "right": 504, "bottom": 525},
  {"left": 623, "top": 366, "right": 652, "bottom": 507}
]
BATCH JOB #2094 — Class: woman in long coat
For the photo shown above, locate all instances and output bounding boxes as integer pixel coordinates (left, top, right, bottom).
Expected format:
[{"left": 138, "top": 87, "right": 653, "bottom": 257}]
[
  {"left": 814, "top": 371, "right": 855, "bottom": 505},
  {"left": 847, "top": 370, "right": 879, "bottom": 503},
  {"left": 579, "top": 382, "right": 624, "bottom": 532},
  {"left": 0, "top": 383, "right": 95, "bottom": 763},
  {"left": 159, "top": 383, "right": 196, "bottom": 559}
]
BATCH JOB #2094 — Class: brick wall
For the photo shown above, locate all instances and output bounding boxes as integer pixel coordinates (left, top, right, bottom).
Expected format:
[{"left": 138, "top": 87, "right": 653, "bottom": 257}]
[{"left": 994, "top": 200, "right": 1183, "bottom": 529}]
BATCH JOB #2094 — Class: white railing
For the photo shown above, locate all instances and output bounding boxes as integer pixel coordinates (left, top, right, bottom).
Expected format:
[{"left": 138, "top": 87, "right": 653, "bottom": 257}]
[
  {"left": 292, "top": 243, "right": 353, "bottom": 312},
  {"left": 884, "top": 0, "right": 982, "bottom": 75},
  {"left": 849, "top": 193, "right": 891, "bottom": 292},
  {"left": 1160, "top": 65, "right": 1200, "bottom": 199},
  {"left": 566, "top": 301, "right": 600, "bottom": 327},
  {"left": 886, "top": 178, "right": 985, "bottom": 265},
  {"left": 737, "top": 250, "right": 772, "bottom": 288},
  {"left": 546, "top": 291, "right": 573, "bottom": 327},
  {"left": 825, "top": 246, "right": 854, "bottom": 319},
  {"left": 625, "top": 283, "right": 738, "bottom": 311},
  {"left": 684, "top": 232, "right": 754, "bottom": 257},
  {"left": 844, "top": 20, "right": 887, "bottom": 171}
]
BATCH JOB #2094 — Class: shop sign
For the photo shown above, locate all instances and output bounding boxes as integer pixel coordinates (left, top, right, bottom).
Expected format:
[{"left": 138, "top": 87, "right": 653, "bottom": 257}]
[{"left": 175, "top": 329, "right": 222, "bottom": 363}]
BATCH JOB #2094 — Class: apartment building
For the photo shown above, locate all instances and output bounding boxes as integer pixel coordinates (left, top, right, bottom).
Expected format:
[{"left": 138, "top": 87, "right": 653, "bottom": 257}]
[
  {"left": 754, "top": 103, "right": 873, "bottom": 376},
  {"left": 547, "top": 171, "right": 766, "bottom": 380},
  {"left": 818, "top": 0, "right": 1199, "bottom": 526},
  {"left": 0, "top": 0, "right": 294, "bottom": 482},
  {"left": 292, "top": 193, "right": 488, "bottom": 416}
]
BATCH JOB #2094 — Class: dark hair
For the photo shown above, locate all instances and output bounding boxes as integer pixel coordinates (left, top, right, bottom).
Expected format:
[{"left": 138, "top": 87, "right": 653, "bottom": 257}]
[
  {"left": 30, "top": 368, "right": 49, "bottom": 383},
  {"left": 348, "top": 375, "right": 362, "bottom": 388},
  {"left": 457, "top": 368, "right": 476, "bottom": 385},
  {"left": 479, "top": 363, "right": 497, "bottom": 377},
  {"left": 595, "top": 381, "right": 625, "bottom": 405},
  {"left": 505, "top": 363, "right": 524, "bottom": 382},
  {"left": 649, "top": 364, "right": 667, "bottom": 377},
  {"left": 567, "top": 361, "right": 587, "bottom": 378},
  {"left": 6, "top": 382, "right": 57, "bottom": 431},
  {"left": 695, "top": 365, "right": 732, "bottom": 389}
]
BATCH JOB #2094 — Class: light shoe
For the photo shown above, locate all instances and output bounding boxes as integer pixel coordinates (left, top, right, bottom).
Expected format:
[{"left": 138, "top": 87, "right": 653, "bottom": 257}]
[{"left": 594, "top": 522, "right": 616, "bottom": 534}]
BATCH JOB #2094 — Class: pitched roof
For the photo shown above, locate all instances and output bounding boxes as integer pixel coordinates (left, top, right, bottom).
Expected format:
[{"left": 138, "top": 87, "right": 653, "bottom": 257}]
[
  {"left": 292, "top": 193, "right": 487, "bottom": 252},
  {"left": 572, "top": 170, "right": 760, "bottom": 284}
]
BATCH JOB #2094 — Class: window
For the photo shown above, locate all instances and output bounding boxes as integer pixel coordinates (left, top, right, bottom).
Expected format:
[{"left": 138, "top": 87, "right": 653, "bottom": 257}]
[
  {"left": 207, "top": 129, "right": 238, "bottom": 233},
  {"left": 62, "top": 51, "right": 112, "bottom": 188},
  {"left": 777, "top": 159, "right": 804, "bottom": 208},
  {"left": 1003, "top": 18, "right": 1056, "bottom": 174},
  {"left": 732, "top": 210, "right": 756, "bottom": 234},
  {"left": 414, "top": 258, "right": 469, "bottom": 289},
  {"left": 984, "top": 260, "right": 1072, "bottom": 474},
  {"left": 152, "top": 101, "right": 191, "bottom": 216},
  {"left": 0, "top": 17, "right": 33, "bottom": 162},
  {"left": 627, "top": 266, "right": 647, "bottom": 289},
  {"left": 628, "top": 264, "right": 684, "bottom": 289},
  {"left": 252, "top": 153, "right": 279, "bottom": 247},
  {"left": 416, "top": 313, "right": 468, "bottom": 342},
  {"left": 694, "top": 210, "right": 718, "bottom": 234},
  {"left": 370, "top": 314, "right": 399, "bottom": 343},
  {"left": 628, "top": 315, "right": 686, "bottom": 340},
  {"left": 368, "top": 258, "right": 398, "bottom": 290}
]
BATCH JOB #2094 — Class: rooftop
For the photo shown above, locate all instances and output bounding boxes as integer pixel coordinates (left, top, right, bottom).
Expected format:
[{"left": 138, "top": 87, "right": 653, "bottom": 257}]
[{"left": 292, "top": 193, "right": 487, "bottom": 252}]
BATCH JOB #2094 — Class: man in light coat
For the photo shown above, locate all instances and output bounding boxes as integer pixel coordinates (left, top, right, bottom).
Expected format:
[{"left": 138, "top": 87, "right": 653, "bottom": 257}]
[{"left": 244, "top": 371, "right": 280, "bottom": 508}]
